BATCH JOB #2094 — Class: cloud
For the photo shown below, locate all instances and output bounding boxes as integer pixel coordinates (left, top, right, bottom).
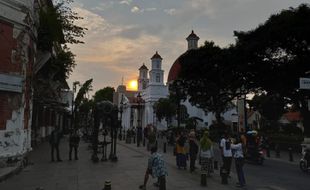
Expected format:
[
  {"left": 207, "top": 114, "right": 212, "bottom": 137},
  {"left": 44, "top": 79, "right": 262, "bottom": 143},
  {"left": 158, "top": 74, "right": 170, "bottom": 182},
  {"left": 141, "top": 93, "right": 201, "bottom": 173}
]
[
  {"left": 69, "top": 6, "right": 164, "bottom": 89},
  {"left": 131, "top": 6, "right": 156, "bottom": 13},
  {"left": 119, "top": 0, "right": 132, "bottom": 5},
  {"left": 131, "top": 6, "right": 140, "bottom": 13},
  {"left": 164, "top": 8, "right": 176, "bottom": 15}
]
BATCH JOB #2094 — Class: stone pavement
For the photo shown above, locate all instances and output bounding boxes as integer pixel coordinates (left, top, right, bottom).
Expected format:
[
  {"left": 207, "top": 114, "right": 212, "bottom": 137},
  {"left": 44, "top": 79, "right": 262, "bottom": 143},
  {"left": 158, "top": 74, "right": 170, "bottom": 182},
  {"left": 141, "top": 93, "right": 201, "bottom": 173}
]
[
  {"left": 0, "top": 136, "right": 305, "bottom": 190},
  {"left": 0, "top": 136, "right": 234, "bottom": 190}
]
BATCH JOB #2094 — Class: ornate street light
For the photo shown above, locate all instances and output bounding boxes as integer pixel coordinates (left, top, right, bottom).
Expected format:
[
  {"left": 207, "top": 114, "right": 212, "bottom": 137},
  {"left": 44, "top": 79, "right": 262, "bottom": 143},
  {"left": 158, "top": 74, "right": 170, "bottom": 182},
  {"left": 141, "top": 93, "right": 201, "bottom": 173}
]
[
  {"left": 137, "top": 93, "right": 143, "bottom": 147},
  {"left": 119, "top": 94, "right": 124, "bottom": 140}
]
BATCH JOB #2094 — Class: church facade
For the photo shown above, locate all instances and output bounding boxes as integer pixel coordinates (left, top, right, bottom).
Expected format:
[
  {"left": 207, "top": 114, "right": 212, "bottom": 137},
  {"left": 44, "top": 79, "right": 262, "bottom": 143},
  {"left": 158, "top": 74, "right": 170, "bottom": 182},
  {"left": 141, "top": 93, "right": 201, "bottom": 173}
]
[{"left": 114, "top": 31, "right": 237, "bottom": 131}]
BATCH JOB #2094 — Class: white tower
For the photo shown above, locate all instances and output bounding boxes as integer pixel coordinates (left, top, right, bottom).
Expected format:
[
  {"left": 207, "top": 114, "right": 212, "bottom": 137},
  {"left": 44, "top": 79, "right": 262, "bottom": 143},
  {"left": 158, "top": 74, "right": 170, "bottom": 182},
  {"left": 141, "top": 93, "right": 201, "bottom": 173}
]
[
  {"left": 138, "top": 63, "right": 149, "bottom": 91},
  {"left": 149, "top": 51, "right": 164, "bottom": 85},
  {"left": 186, "top": 30, "right": 200, "bottom": 50}
]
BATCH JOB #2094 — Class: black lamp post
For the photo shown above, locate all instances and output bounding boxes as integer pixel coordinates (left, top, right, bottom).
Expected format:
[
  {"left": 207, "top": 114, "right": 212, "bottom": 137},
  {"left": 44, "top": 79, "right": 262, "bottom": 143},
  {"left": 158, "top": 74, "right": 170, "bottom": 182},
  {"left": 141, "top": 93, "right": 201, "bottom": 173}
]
[
  {"left": 170, "top": 80, "right": 184, "bottom": 129},
  {"left": 119, "top": 95, "right": 124, "bottom": 140},
  {"left": 137, "top": 93, "right": 143, "bottom": 147},
  {"left": 71, "top": 81, "right": 80, "bottom": 130}
]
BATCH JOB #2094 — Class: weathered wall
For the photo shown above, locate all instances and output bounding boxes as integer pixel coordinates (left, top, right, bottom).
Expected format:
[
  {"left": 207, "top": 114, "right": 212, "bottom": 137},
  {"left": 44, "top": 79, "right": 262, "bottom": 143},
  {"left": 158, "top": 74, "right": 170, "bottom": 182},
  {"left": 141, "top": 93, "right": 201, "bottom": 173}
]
[{"left": 0, "top": 0, "right": 36, "bottom": 159}]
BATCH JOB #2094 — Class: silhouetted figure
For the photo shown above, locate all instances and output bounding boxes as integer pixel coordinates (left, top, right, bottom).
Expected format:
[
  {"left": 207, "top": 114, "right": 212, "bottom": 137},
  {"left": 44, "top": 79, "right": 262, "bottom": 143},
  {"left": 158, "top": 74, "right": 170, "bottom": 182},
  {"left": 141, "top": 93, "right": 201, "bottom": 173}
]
[
  {"left": 49, "top": 128, "right": 62, "bottom": 162},
  {"left": 69, "top": 130, "right": 80, "bottom": 160}
]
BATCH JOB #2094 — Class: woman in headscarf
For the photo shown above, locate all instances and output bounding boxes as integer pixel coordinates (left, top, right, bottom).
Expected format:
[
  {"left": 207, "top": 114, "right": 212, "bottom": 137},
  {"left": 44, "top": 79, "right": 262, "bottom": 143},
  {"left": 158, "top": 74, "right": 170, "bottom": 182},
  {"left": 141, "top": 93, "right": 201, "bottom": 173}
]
[
  {"left": 199, "top": 130, "right": 214, "bottom": 176},
  {"left": 175, "top": 131, "right": 187, "bottom": 169}
]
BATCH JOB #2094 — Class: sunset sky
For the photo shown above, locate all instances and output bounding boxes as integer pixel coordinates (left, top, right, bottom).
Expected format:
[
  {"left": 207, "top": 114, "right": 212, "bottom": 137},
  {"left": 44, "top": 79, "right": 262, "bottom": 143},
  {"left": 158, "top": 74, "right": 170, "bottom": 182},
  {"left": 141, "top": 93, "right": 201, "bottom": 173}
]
[{"left": 67, "top": 0, "right": 308, "bottom": 94}]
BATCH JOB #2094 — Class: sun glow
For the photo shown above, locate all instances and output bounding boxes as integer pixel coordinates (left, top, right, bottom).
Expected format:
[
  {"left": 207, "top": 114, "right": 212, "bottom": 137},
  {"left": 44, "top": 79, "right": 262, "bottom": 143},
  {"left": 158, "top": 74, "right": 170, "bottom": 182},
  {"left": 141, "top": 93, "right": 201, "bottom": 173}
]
[{"left": 127, "top": 80, "right": 138, "bottom": 91}]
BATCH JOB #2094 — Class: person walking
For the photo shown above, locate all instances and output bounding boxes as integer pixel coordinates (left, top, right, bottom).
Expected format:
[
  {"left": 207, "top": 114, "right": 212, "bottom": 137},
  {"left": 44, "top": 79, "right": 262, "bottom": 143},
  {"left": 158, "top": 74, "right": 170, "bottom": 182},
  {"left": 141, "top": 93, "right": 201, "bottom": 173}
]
[
  {"left": 231, "top": 137, "right": 246, "bottom": 188},
  {"left": 69, "top": 130, "right": 80, "bottom": 160},
  {"left": 175, "top": 132, "right": 187, "bottom": 170},
  {"left": 139, "top": 146, "right": 168, "bottom": 190},
  {"left": 199, "top": 131, "right": 214, "bottom": 176},
  {"left": 188, "top": 130, "right": 199, "bottom": 172},
  {"left": 220, "top": 132, "right": 232, "bottom": 176},
  {"left": 49, "top": 127, "right": 62, "bottom": 162}
]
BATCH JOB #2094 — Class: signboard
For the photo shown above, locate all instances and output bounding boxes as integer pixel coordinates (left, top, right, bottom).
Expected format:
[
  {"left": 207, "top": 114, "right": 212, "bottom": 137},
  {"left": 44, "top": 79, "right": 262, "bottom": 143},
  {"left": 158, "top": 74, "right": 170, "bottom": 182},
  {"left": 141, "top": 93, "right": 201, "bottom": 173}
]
[
  {"left": 0, "top": 74, "right": 23, "bottom": 93},
  {"left": 300, "top": 78, "right": 310, "bottom": 89}
]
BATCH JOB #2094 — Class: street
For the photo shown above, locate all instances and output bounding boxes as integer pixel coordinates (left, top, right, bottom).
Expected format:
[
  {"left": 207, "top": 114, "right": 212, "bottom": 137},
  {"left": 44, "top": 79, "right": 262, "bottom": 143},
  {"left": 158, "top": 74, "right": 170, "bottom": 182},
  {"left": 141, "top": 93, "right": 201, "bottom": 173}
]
[{"left": 0, "top": 137, "right": 309, "bottom": 190}]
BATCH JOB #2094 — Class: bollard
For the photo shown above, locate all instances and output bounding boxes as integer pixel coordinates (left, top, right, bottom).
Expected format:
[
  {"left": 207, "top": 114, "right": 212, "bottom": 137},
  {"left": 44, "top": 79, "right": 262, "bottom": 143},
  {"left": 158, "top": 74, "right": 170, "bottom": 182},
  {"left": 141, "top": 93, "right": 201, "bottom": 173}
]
[
  {"left": 288, "top": 147, "right": 293, "bottom": 162},
  {"left": 103, "top": 180, "right": 111, "bottom": 190},
  {"left": 275, "top": 144, "right": 280, "bottom": 158},
  {"left": 163, "top": 142, "right": 167, "bottom": 153},
  {"left": 266, "top": 145, "right": 270, "bottom": 158},
  {"left": 220, "top": 167, "right": 228, "bottom": 185},
  {"left": 200, "top": 173, "right": 207, "bottom": 186},
  {"left": 213, "top": 161, "right": 218, "bottom": 170}
]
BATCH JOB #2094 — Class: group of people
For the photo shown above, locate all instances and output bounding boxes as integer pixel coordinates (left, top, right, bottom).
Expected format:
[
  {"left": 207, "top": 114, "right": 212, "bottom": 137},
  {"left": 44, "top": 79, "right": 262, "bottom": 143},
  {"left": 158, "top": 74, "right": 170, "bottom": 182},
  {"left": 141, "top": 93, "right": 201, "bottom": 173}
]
[
  {"left": 173, "top": 129, "right": 247, "bottom": 188},
  {"left": 49, "top": 128, "right": 81, "bottom": 162}
]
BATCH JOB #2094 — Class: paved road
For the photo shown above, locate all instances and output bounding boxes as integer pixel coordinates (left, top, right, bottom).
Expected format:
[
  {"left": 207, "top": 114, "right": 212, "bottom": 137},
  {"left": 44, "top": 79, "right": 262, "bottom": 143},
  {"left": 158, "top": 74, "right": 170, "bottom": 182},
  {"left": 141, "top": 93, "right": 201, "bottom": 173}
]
[{"left": 0, "top": 136, "right": 309, "bottom": 190}]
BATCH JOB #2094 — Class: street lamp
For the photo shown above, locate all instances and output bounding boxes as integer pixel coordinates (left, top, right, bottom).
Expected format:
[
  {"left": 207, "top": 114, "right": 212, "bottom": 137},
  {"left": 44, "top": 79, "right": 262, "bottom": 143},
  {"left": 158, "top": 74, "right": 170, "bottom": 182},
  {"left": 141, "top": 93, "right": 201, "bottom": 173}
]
[
  {"left": 71, "top": 81, "right": 80, "bottom": 130},
  {"left": 119, "top": 94, "right": 124, "bottom": 140},
  {"left": 137, "top": 93, "right": 143, "bottom": 147},
  {"left": 170, "top": 79, "right": 184, "bottom": 129}
]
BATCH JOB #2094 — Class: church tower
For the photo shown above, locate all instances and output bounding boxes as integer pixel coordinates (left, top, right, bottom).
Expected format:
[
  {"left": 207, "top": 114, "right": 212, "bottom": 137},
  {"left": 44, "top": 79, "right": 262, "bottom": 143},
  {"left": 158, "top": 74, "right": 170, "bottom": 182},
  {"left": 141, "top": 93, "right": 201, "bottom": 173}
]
[
  {"left": 138, "top": 63, "right": 149, "bottom": 91},
  {"left": 149, "top": 51, "right": 164, "bottom": 85},
  {"left": 186, "top": 30, "right": 199, "bottom": 50}
]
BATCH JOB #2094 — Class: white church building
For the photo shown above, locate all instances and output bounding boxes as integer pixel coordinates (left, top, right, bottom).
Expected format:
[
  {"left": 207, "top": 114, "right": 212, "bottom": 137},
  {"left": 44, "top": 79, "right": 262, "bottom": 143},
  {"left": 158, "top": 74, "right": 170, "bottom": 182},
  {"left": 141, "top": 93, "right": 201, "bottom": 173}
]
[{"left": 113, "top": 31, "right": 238, "bottom": 131}]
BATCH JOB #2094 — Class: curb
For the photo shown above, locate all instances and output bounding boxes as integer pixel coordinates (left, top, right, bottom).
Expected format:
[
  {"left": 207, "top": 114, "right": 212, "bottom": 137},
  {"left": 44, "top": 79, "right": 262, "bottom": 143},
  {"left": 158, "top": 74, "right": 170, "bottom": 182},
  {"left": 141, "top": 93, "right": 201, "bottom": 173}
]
[{"left": 0, "top": 161, "right": 24, "bottom": 183}]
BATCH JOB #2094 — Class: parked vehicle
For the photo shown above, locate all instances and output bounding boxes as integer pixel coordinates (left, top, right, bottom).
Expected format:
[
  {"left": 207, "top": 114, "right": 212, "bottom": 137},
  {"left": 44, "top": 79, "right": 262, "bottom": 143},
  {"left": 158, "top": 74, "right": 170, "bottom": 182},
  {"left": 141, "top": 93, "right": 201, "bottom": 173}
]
[
  {"left": 245, "top": 147, "right": 265, "bottom": 165},
  {"left": 300, "top": 144, "right": 310, "bottom": 172}
]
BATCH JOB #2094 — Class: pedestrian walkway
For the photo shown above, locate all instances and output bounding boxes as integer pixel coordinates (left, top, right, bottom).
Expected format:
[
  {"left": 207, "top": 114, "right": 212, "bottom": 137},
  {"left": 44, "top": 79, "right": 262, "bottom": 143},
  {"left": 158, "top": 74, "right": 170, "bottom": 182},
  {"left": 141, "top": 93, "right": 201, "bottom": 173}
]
[
  {"left": 0, "top": 136, "right": 303, "bottom": 190},
  {"left": 0, "top": 136, "right": 234, "bottom": 190}
]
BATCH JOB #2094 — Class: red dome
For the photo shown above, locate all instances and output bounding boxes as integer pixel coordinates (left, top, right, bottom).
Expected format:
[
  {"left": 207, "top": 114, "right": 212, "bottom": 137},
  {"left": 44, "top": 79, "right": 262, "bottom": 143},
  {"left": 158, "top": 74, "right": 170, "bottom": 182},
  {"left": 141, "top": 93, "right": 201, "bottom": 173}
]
[{"left": 167, "top": 56, "right": 182, "bottom": 83}]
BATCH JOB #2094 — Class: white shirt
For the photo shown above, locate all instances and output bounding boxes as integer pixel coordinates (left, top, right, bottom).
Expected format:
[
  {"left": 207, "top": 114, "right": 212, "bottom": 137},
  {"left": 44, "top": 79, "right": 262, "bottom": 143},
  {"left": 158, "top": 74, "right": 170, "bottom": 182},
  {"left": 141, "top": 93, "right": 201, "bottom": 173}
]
[
  {"left": 220, "top": 138, "right": 232, "bottom": 157},
  {"left": 231, "top": 143, "right": 244, "bottom": 158}
]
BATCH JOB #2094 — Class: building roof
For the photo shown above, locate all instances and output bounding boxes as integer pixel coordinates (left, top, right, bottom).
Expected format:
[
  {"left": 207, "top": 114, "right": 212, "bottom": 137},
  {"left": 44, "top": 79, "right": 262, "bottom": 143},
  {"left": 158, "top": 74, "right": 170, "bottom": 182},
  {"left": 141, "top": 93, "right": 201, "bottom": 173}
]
[
  {"left": 186, "top": 30, "right": 200, "bottom": 40},
  {"left": 139, "top": 63, "right": 148, "bottom": 70},
  {"left": 151, "top": 51, "right": 163, "bottom": 60},
  {"left": 283, "top": 112, "right": 303, "bottom": 122},
  {"left": 167, "top": 56, "right": 182, "bottom": 83}
]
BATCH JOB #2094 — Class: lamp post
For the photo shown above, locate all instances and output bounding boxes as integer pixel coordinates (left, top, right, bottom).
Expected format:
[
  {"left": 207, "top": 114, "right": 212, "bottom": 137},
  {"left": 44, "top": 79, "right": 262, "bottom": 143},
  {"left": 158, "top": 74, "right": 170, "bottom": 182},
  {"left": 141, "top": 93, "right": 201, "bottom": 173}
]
[
  {"left": 71, "top": 81, "right": 80, "bottom": 130},
  {"left": 119, "top": 94, "right": 124, "bottom": 140},
  {"left": 137, "top": 93, "right": 143, "bottom": 147},
  {"left": 170, "top": 79, "right": 184, "bottom": 129}
]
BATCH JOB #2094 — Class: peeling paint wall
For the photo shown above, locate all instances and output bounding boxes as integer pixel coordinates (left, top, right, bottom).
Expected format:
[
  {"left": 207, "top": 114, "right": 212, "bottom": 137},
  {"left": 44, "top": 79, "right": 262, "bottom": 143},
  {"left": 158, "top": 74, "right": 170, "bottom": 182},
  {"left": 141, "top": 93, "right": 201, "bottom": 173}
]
[{"left": 0, "top": 0, "right": 36, "bottom": 159}]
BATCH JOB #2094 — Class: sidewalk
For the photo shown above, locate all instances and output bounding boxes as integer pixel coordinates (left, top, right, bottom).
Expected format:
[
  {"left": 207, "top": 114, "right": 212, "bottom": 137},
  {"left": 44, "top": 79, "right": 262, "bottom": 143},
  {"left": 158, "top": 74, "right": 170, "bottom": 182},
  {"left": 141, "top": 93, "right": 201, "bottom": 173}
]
[{"left": 0, "top": 137, "right": 233, "bottom": 190}]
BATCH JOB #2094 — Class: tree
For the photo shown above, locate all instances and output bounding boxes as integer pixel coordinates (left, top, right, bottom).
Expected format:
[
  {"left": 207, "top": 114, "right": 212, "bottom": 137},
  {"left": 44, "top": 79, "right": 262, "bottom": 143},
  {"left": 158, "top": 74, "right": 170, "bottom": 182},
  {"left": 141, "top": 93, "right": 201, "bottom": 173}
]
[
  {"left": 234, "top": 4, "right": 310, "bottom": 135},
  {"left": 177, "top": 41, "right": 244, "bottom": 124},
  {"left": 153, "top": 98, "right": 177, "bottom": 128},
  {"left": 93, "top": 87, "right": 115, "bottom": 103}
]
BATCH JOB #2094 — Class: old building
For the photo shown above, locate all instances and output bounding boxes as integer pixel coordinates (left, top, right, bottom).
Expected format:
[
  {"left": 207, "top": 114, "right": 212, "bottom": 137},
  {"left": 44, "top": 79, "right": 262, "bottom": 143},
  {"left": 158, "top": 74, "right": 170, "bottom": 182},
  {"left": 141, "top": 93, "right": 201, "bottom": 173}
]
[{"left": 0, "top": 0, "right": 38, "bottom": 159}]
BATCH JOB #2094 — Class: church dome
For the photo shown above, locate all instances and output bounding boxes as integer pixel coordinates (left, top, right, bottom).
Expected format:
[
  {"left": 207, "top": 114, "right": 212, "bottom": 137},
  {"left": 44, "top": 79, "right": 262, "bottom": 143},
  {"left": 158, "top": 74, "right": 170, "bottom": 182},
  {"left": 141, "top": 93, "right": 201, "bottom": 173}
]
[{"left": 167, "top": 55, "right": 182, "bottom": 83}]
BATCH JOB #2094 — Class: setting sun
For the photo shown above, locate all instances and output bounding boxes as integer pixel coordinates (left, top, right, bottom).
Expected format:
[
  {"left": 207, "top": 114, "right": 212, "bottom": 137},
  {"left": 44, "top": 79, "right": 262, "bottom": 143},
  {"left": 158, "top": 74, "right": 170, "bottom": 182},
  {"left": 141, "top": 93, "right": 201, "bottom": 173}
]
[{"left": 127, "top": 80, "right": 138, "bottom": 91}]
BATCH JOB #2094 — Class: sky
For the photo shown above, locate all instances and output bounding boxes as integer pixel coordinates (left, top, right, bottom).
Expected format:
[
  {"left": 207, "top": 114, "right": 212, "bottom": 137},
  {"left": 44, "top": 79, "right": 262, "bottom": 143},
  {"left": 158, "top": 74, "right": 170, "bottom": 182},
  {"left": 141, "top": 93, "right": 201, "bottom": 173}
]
[{"left": 67, "top": 0, "right": 309, "bottom": 95}]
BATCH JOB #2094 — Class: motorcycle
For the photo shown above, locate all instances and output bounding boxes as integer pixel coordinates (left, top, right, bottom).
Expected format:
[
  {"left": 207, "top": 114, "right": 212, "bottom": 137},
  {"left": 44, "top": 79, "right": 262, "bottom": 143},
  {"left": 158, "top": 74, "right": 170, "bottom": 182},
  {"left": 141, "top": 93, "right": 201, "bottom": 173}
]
[
  {"left": 244, "top": 146, "right": 265, "bottom": 165},
  {"left": 300, "top": 144, "right": 310, "bottom": 172}
]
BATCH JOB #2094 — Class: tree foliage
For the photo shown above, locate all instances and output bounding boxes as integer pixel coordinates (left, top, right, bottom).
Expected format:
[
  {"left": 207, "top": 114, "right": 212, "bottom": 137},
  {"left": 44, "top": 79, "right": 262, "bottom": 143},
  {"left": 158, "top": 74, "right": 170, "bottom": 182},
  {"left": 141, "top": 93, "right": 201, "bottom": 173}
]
[
  {"left": 234, "top": 4, "right": 310, "bottom": 103},
  {"left": 153, "top": 98, "right": 177, "bottom": 126},
  {"left": 75, "top": 79, "right": 93, "bottom": 110},
  {"left": 177, "top": 41, "right": 243, "bottom": 123},
  {"left": 93, "top": 87, "right": 115, "bottom": 103}
]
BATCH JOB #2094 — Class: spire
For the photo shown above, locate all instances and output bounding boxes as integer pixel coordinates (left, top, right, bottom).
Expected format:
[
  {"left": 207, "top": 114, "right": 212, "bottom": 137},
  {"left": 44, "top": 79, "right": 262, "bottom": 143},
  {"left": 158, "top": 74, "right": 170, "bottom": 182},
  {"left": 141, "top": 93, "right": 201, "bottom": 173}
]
[
  {"left": 139, "top": 63, "right": 148, "bottom": 70},
  {"left": 151, "top": 51, "right": 163, "bottom": 60}
]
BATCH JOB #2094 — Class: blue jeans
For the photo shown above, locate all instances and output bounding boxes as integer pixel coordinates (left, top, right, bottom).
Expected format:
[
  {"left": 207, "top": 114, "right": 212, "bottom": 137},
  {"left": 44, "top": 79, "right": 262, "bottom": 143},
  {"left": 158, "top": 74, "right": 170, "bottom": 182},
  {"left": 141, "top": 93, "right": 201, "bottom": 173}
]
[{"left": 235, "top": 157, "right": 246, "bottom": 186}]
